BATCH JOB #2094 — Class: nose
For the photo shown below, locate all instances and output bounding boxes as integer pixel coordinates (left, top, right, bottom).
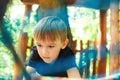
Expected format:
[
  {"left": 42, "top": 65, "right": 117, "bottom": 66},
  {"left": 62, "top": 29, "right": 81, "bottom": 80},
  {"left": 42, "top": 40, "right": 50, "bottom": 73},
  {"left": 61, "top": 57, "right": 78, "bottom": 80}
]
[{"left": 42, "top": 47, "right": 48, "bottom": 55}]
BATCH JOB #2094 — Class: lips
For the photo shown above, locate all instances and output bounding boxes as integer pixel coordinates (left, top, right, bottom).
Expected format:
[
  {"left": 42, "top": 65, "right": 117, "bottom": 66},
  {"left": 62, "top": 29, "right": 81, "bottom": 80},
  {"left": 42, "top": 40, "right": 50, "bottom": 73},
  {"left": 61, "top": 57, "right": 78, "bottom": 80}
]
[
  {"left": 42, "top": 56, "right": 52, "bottom": 63},
  {"left": 42, "top": 56, "right": 50, "bottom": 59}
]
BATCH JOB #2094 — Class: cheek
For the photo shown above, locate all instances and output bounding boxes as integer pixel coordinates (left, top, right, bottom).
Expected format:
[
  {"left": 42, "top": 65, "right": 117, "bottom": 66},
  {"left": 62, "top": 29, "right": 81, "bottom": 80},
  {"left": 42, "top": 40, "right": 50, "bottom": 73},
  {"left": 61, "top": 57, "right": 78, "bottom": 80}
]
[
  {"left": 50, "top": 48, "right": 61, "bottom": 57},
  {"left": 36, "top": 47, "right": 42, "bottom": 56},
  {"left": 36, "top": 46, "right": 40, "bottom": 52}
]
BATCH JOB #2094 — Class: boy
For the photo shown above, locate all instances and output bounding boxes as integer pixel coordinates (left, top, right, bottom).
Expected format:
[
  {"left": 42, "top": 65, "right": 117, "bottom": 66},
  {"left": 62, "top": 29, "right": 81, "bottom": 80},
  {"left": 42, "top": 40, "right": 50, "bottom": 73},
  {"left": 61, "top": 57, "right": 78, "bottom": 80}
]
[{"left": 26, "top": 16, "right": 81, "bottom": 79}]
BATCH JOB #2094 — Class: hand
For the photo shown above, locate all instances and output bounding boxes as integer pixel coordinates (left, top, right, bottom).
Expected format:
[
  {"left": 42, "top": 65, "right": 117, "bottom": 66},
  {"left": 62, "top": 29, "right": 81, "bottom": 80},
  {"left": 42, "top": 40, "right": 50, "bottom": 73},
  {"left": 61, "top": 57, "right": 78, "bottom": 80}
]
[{"left": 26, "top": 66, "right": 41, "bottom": 80}]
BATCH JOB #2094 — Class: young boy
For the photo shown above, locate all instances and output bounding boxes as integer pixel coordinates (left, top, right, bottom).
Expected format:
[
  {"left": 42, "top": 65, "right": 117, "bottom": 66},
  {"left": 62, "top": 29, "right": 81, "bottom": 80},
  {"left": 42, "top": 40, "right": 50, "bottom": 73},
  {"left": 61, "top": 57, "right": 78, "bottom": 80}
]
[{"left": 26, "top": 16, "right": 81, "bottom": 79}]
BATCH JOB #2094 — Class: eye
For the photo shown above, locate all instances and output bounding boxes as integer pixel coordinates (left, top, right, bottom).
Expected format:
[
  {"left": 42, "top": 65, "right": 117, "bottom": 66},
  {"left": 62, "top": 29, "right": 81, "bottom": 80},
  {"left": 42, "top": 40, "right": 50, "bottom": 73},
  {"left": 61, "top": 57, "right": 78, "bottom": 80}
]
[
  {"left": 49, "top": 45, "right": 54, "bottom": 48},
  {"left": 37, "top": 44, "right": 42, "bottom": 47}
]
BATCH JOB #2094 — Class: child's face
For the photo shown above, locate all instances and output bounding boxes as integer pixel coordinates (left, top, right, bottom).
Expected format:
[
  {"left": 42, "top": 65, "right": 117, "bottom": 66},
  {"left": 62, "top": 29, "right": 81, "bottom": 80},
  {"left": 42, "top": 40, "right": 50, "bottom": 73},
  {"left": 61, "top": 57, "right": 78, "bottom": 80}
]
[{"left": 35, "top": 39, "right": 67, "bottom": 64}]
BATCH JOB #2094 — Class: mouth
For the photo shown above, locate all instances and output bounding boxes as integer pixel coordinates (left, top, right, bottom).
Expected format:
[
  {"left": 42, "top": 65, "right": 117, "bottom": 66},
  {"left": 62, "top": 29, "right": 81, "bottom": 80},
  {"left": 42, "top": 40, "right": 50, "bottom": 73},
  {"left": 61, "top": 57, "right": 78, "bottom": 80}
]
[
  {"left": 42, "top": 56, "right": 52, "bottom": 63},
  {"left": 42, "top": 56, "right": 50, "bottom": 59}
]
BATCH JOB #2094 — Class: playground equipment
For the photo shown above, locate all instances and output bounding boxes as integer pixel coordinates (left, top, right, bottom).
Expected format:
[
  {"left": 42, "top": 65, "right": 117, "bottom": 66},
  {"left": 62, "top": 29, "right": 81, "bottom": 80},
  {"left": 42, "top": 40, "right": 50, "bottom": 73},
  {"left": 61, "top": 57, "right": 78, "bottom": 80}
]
[{"left": 13, "top": 0, "right": 120, "bottom": 79}]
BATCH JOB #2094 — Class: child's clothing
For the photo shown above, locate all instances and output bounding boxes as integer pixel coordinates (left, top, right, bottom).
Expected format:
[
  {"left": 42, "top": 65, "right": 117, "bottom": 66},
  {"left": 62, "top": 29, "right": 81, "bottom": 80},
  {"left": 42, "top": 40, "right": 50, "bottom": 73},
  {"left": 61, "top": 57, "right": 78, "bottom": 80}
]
[{"left": 26, "top": 46, "right": 77, "bottom": 77}]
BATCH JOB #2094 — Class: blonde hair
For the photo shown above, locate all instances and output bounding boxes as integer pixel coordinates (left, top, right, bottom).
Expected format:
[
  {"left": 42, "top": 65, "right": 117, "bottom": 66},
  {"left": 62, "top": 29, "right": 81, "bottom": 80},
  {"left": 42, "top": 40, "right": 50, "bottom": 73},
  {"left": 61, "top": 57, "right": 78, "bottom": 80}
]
[{"left": 33, "top": 16, "right": 68, "bottom": 42}]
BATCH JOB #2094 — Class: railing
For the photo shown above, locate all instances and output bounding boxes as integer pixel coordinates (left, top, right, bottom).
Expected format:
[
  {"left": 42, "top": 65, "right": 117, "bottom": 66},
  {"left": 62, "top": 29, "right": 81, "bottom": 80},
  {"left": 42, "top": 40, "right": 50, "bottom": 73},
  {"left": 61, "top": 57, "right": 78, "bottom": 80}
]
[{"left": 13, "top": 32, "right": 119, "bottom": 79}]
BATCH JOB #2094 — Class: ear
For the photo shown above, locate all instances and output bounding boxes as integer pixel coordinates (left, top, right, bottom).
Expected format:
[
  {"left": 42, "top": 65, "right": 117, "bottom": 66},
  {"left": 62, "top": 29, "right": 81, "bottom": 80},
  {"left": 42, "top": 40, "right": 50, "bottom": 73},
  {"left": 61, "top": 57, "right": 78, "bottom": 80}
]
[{"left": 61, "top": 39, "right": 69, "bottom": 49}]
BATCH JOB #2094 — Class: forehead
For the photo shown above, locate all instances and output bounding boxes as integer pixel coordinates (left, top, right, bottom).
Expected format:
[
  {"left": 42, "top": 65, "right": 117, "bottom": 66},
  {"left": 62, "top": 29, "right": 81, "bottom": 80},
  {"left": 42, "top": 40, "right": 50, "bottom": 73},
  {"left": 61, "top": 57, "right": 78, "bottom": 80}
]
[
  {"left": 35, "top": 38, "right": 62, "bottom": 44},
  {"left": 34, "top": 30, "right": 62, "bottom": 42}
]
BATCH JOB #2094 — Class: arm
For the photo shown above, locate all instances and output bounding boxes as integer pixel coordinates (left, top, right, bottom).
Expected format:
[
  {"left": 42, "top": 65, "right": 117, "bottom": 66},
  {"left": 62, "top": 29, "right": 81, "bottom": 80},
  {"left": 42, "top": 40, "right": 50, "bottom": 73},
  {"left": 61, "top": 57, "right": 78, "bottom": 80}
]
[
  {"left": 25, "top": 66, "right": 41, "bottom": 80},
  {"left": 67, "top": 67, "right": 81, "bottom": 78}
]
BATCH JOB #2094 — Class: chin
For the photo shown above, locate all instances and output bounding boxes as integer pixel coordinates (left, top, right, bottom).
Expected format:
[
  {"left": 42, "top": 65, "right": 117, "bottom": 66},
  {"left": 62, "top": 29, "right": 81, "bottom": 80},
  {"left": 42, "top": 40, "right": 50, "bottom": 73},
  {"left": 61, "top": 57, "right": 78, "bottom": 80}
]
[{"left": 44, "top": 60, "right": 55, "bottom": 64}]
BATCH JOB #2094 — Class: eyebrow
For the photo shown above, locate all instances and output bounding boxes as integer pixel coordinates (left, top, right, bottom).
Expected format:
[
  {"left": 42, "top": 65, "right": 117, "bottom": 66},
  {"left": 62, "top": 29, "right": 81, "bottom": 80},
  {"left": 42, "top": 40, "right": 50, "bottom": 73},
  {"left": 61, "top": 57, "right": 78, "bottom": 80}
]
[
  {"left": 36, "top": 41, "right": 56, "bottom": 45},
  {"left": 47, "top": 42, "right": 56, "bottom": 45}
]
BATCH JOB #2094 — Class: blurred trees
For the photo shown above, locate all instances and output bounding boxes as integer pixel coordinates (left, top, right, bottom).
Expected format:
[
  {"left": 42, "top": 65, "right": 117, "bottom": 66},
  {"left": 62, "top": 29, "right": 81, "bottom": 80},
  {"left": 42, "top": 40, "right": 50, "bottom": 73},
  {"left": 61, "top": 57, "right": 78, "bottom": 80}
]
[
  {"left": 0, "top": 1, "right": 103, "bottom": 78},
  {"left": 68, "top": 7, "right": 100, "bottom": 49}
]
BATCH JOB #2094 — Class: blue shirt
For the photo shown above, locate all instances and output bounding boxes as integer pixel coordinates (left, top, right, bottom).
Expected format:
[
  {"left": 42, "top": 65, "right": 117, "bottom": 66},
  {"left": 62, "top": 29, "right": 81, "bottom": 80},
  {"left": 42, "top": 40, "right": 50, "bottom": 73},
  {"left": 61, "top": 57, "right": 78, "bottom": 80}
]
[{"left": 26, "top": 46, "right": 77, "bottom": 77}]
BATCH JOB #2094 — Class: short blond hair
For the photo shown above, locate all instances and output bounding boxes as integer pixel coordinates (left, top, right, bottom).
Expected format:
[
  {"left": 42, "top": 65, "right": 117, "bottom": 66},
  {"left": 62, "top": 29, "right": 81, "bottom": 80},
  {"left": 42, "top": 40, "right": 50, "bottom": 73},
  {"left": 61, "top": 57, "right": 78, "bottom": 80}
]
[{"left": 33, "top": 16, "right": 68, "bottom": 42}]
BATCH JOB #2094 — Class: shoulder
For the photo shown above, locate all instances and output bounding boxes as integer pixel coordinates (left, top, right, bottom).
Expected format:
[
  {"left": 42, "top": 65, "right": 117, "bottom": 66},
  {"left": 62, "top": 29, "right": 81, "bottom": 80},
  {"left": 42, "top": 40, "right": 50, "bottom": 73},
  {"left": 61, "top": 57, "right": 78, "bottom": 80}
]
[
  {"left": 28, "top": 46, "right": 41, "bottom": 61},
  {"left": 59, "top": 46, "right": 75, "bottom": 57},
  {"left": 58, "top": 46, "right": 77, "bottom": 71},
  {"left": 26, "top": 46, "right": 42, "bottom": 66}
]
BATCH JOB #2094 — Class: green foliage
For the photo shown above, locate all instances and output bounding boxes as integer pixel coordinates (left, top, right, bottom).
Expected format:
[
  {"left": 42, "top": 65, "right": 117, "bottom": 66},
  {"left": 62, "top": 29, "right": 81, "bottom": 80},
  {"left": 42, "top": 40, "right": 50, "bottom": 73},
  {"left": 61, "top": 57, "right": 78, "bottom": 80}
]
[
  {"left": 68, "top": 7, "right": 99, "bottom": 49},
  {"left": 0, "top": 42, "right": 13, "bottom": 79},
  {"left": 0, "top": 2, "right": 38, "bottom": 78},
  {"left": 0, "top": 17, "right": 14, "bottom": 45},
  {"left": 0, "top": 1, "right": 21, "bottom": 78}
]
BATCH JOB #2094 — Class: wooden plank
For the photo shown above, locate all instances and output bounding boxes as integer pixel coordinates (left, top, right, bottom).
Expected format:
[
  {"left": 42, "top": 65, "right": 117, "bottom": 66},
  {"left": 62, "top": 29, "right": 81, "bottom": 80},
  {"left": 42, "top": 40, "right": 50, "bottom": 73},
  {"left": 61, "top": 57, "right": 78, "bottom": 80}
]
[
  {"left": 110, "top": 0, "right": 119, "bottom": 73},
  {"left": 97, "top": 10, "right": 107, "bottom": 60},
  {"left": 21, "top": 0, "right": 76, "bottom": 4},
  {"left": 13, "top": 32, "right": 28, "bottom": 80},
  {"left": 18, "top": 32, "right": 28, "bottom": 61},
  {"left": 21, "top": 0, "right": 76, "bottom": 8},
  {"left": 21, "top": 0, "right": 39, "bottom": 4},
  {"left": 24, "top": 5, "right": 32, "bottom": 18},
  {"left": 119, "top": 0, "right": 120, "bottom": 69},
  {"left": 95, "top": 10, "right": 107, "bottom": 75},
  {"left": 80, "top": 40, "right": 83, "bottom": 51}
]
